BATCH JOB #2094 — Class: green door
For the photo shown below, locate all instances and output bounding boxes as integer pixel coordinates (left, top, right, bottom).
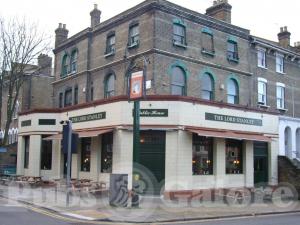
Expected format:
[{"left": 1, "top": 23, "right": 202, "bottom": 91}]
[
  {"left": 139, "top": 131, "right": 166, "bottom": 195},
  {"left": 254, "top": 142, "right": 268, "bottom": 186}
]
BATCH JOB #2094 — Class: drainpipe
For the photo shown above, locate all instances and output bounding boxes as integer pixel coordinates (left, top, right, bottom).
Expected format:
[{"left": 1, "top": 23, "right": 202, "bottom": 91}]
[{"left": 86, "top": 31, "right": 93, "bottom": 102}]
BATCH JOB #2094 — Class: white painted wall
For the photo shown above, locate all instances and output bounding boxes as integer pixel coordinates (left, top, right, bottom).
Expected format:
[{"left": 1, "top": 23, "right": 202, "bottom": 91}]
[{"left": 279, "top": 116, "right": 300, "bottom": 159}]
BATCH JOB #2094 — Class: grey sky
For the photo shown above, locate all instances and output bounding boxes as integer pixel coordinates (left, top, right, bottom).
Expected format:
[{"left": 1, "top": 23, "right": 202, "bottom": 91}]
[{"left": 0, "top": 0, "right": 299, "bottom": 46}]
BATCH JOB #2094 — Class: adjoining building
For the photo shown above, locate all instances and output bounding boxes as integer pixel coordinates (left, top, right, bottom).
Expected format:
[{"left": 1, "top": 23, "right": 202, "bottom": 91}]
[
  {"left": 16, "top": 0, "right": 300, "bottom": 195},
  {"left": 0, "top": 54, "right": 53, "bottom": 171}
]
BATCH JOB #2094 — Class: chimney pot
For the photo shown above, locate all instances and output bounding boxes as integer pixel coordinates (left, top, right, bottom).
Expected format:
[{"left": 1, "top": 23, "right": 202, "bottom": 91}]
[
  {"left": 94, "top": 4, "right": 98, "bottom": 9},
  {"left": 63, "top": 24, "right": 66, "bottom": 29},
  {"left": 59, "top": 23, "right": 62, "bottom": 28}
]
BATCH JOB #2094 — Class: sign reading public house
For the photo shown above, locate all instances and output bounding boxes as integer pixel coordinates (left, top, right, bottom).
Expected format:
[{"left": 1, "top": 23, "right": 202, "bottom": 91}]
[
  {"left": 205, "top": 113, "right": 262, "bottom": 126},
  {"left": 70, "top": 112, "right": 106, "bottom": 123}
]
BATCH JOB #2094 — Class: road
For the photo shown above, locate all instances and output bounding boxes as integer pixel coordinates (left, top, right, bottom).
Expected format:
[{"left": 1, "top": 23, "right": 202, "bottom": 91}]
[{"left": 0, "top": 197, "right": 300, "bottom": 225}]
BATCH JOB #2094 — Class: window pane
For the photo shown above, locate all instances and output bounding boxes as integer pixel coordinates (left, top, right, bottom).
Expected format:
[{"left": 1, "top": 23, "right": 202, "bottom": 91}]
[
  {"left": 81, "top": 138, "right": 91, "bottom": 172},
  {"left": 227, "top": 42, "right": 238, "bottom": 60},
  {"left": 202, "top": 74, "right": 213, "bottom": 91},
  {"left": 106, "top": 74, "right": 115, "bottom": 98},
  {"left": 277, "top": 86, "right": 285, "bottom": 108},
  {"left": 172, "top": 67, "right": 185, "bottom": 83},
  {"left": 129, "top": 25, "right": 139, "bottom": 44},
  {"left": 64, "top": 89, "right": 72, "bottom": 107},
  {"left": 171, "top": 85, "right": 183, "bottom": 95},
  {"left": 202, "top": 33, "right": 213, "bottom": 52},
  {"left": 24, "top": 136, "right": 30, "bottom": 168},
  {"left": 171, "top": 67, "right": 185, "bottom": 96},
  {"left": 202, "top": 74, "right": 213, "bottom": 100},
  {"left": 226, "top": 139, "right": 243, "bottom": 174},
  {"left": 258, "top": 81, "right": 266, "bottom": 104},
  {"left": 228, "top": 79, "right": 237, "bottom": 95},
  {"left": 41, "top": 136, "right": 52, "bottom": 170},
  {"left": 276, "top": 55, "right": 284, "bottom": 72},
  {"left": 101, "top": 132, "right": 113, "bottom": 173},
  {"left": 173, "top": 24, "right": 185, "bottom": 44},
  {"left": 74, "top": 86, "right": 78, "bottom": 105},
  {"left": 257, "top": 50, "right": 265, "bottom": 67},
  {"left": 59, "top": 93, "right": 63, "bottom": 108},
  {"left": 193, "top": 135, "right": 213, "bottom": 175}
]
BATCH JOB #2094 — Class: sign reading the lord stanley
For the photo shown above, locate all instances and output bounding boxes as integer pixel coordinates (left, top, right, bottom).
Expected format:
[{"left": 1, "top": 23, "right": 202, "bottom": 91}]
[
  {"left": 205, "top": 113, "right": 262, "bottom": 126},
  {"left": 70, "top": 112, "right": 106, "bottom": 123}
]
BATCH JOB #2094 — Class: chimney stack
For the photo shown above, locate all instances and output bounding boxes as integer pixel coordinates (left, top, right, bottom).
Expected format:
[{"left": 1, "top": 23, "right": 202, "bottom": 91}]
[
  {"left": 90, "top": 4, "right": 101, "bottom": 28},
  {"left": 278, "top": 26, "right": 291, "bottom": 48},
  {"left": 206, "top": 0, "right": 232, "bottom": 24},
  {"left": 38, "top": 54, "right": 52, "bottom": 76},
  {"left": 294, "top": 42, "right": 300, "bottom": 53},
  {"left": 54, "top": 23, "right": 68, "bottom": 48}
]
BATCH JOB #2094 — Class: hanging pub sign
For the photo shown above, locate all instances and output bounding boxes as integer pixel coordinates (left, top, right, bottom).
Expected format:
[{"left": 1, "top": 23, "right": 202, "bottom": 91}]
[{"left": 129, "top": 71, "right": 145, "bottom": 100}]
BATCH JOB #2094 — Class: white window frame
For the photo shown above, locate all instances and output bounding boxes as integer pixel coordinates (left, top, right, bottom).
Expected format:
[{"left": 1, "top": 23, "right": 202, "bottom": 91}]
[
  {"left": 276, "top": 53, "right": 284, "bottom": 74},
  {"left": 276, "top": 82, "right": 285, "bottom": 109},
  {"left": 257, "top": 77, "right": 267, "bottom": 105},
  {"left": 257, "top": 48, "right": 266, "bottom": 68}
]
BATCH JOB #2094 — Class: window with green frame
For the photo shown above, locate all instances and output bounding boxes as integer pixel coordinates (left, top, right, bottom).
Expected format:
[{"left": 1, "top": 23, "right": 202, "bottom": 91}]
[
  {"left": 201, "top": 27, "right": 214, "bottom": 56},
  {"left": 201, "top": 73, "right": 214, "bottom": 100},
  {"left": 128, "top": 23, "right": 139, "bottom": 47},
  {"left": 173, "top": 23, "right": 186, "bottom": 47},
  {"left": 106, "top": 33, "right": 115, "bottom": 55},
  {"left": 61, "top": 54, "right": 69, "bottom": 77},
  {"left": 104, "top": 73, "right": 115, "bottom": 98},
  {"left": 227, "top": 78, "right": 239, "bottom": 104},
  {"left": 70, "top": 49, "right": 78, "bottom": 73},
  {"left": 227, "top": 38, "right": 239, "bottom": 62},
  {"left": 171, "top": 66, "right": 186, "bottom": 96}
]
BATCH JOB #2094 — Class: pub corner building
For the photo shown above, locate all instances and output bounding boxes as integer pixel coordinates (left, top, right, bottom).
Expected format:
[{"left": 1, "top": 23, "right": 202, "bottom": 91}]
[
  {"left": 16, "top": 0, "right": 281, "bottom": 196},
  {"left": 16, "top": 100, "right": 279, "bottom": 195}
]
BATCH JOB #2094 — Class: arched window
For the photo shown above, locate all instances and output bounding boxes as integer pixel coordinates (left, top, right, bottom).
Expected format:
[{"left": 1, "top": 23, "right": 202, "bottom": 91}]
[
  {"left": 227, "top": 78, "right": 239, "bottom": 104},
  {"left": 284, "top": 127, "right": 292, "bottom": 158},
  {"left": 104, "top": 74, "right": 115, "bottom": 98},
  {"left": 296, "top": 128, "right": 300, "bottom": 158},
  {"left": 61, "top": 54, "right": 69, "bottom": 77},
  {"left": 201, "top": 73, "right": 214, "bottom": 100},
  {"left": 70, "top": 50, "right": 78, "bottom": 73},
  {"left": 171, "top": 66, "right": 186, "bottom": 96}
]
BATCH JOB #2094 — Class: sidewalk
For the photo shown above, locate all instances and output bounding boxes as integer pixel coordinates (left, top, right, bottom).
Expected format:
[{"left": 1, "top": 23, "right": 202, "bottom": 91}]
[{"left": 1, "top": 184, "right": 300, "bottom": 223}]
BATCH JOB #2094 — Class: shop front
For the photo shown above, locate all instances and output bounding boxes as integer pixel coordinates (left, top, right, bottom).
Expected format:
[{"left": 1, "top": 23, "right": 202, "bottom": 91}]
[{"left": 16, "top": 96, "right": 279, "bottom": 194}]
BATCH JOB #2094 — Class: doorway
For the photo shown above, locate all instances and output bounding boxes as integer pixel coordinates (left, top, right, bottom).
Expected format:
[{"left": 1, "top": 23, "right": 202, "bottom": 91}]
[
  {"left": 254, "top": 142, "right": 268, "bottom": 186},
  {"left": 139, "top": 131, "right": 166, "bottom": 195}
]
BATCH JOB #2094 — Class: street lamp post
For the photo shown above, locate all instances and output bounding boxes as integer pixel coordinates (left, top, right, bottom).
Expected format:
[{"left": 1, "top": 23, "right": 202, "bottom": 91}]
[
  {"left": 127, "top": 56, "right": 148, "bottom": 207},
  {"left": 61, "top": 120, "right": 72, "bottom": 207}
]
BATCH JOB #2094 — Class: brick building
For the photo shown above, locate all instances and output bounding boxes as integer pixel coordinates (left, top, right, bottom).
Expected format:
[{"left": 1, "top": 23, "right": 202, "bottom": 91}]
[
  {"left": 16, "top": 0, "right": 300, "bottom": 195},
  {"left": 0, "top": 54, "right": 54, "bottom": 171}
]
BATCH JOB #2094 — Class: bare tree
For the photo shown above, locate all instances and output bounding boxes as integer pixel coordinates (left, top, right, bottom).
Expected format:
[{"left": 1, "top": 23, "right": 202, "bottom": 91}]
[{"left": 0, "top": 17, "right": 51, "bottom": 145}]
